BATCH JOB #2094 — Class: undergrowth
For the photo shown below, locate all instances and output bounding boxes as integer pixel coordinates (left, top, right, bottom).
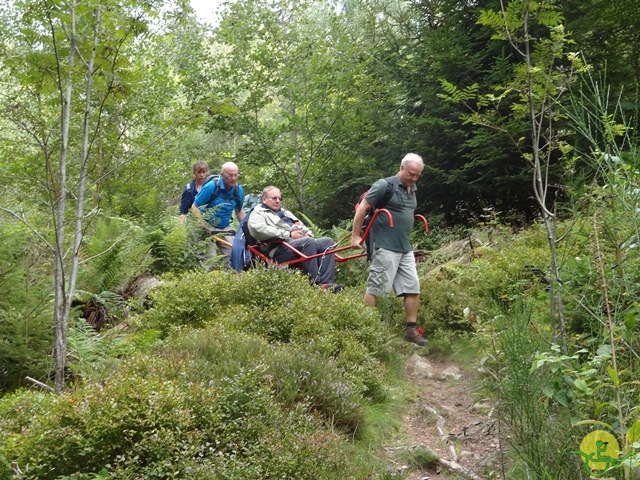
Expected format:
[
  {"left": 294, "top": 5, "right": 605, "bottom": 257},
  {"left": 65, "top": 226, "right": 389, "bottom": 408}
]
[{"left": 5, "top": 206, "right": 639, "bottom": 479}]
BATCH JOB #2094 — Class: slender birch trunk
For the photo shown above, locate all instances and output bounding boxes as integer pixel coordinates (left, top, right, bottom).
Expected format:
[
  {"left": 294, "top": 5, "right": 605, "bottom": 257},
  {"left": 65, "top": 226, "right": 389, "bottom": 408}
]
[
  {"left": 52, "top": 0, "right": 77, "bottom": 394},
  {"left": 53, "top": 0, "right": 102, "bottom": 393}
]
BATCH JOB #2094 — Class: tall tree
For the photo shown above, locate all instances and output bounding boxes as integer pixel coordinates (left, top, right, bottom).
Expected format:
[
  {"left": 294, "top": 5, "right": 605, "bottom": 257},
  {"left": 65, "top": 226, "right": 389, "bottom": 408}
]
[
  {"left": 206, "top": 0, "right": 372, "bottom": 216},
  {"left": 0, "top": 0, "right": 164, "bottom": 392},
  {"left": 377, "top": 0, "right": 533, "bottom": 223},
  {"left": 563, "top": 0, "right": 640, "bottom": 138},
  {"left": 441, "top": 0, "right": 589, "bottom": 350}
]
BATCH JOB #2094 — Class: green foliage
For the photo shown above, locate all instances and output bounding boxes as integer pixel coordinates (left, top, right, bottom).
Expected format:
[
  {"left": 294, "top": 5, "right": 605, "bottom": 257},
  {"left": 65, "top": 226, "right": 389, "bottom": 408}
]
[
  {"left": 0, "top": 456, "right": 13, "bottom": 479},
  {"left": 459, "top": 228, "right": 551, "bottom": 304},
  {"left": 66, "top": 318, "right": 137, "bottom": 383},
  {"left": 0, "top": 352, "right": 355, "bottom": 479},
  {"left": 209, "top": 0, "right": 386, "bottom": 221},
  {"left": 0, "top": 222, "right": 53, "bottom": 392},
  {"left": 74, "top": 215, "right": 156, "bottom": 329},
  {"left": 143, "top": 214, "right": 205, "bottom": 274},
  {"left": 482, "top": 302, "right": 582, "bottom": 479},
  {"left": 157, "top": 222, "right": 192, "bottom": 271},
  {"left": 3, "top": 1, "right": 640, "bottom": 478},
  {"left": 143, "top": 271, "right": 223, "bottom": 333},
  {"left": 160, "top": 326, "right": 369, "bottom": 435},
  {"left": 542, "top": 79, "right": 640, "bottom": 475},
  {"left": 143, "top": 268, "right": 395, "bottom": 404},
  {"left": 267, "top": 347, "right": 366, "bottom": 433},
  {"left": 78, "top": 216, "right": 154, "bottom": 295},
  {"left": 417, "top": 225, "right": 550, "bottom": 336}
]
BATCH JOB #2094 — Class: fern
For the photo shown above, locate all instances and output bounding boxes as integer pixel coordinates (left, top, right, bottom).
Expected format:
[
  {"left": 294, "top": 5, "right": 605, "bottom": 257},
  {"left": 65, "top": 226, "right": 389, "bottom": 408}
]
[
  {"left": 67, "top": 317, "right": 133, "bottom": 381},
  {"left": 78, "top": 216, "right": 154, "bottom": 294},
  {"left": 438, "top": 79, "right": 479, "bottom": 103},
  {"left": 159, "top": 223, "right": 190, "bottom": 271},
  {"left": 297, "top": 212, "right": 325, "bottom": 238}
]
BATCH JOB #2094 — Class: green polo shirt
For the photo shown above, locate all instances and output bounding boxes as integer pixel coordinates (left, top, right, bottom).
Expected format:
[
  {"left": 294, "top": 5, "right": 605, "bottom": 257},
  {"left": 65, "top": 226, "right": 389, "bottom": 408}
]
[{"left": 365, "top": 176, "right": 417, "bottom": 253}]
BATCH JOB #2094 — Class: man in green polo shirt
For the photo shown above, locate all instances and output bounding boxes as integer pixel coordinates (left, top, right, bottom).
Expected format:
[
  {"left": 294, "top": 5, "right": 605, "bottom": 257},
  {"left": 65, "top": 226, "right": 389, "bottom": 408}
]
[{"left": 351, "top": 153, "right": 427, "bottom": 346}]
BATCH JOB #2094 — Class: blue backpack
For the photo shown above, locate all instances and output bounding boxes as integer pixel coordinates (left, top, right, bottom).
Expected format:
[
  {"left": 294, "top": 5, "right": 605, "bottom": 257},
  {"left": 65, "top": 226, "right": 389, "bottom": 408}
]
[
  {"left": 203, "top": 174, "right": 241, "bottom": 203},
  {"left": 230, "top": 205, "right": 259, "bottom": 271}
]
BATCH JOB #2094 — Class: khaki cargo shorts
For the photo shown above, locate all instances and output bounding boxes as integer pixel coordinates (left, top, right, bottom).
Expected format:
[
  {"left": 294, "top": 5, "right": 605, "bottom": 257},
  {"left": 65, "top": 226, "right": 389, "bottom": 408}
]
[{"left": 366, "top": 248, "right": 420, "bottom": 297}]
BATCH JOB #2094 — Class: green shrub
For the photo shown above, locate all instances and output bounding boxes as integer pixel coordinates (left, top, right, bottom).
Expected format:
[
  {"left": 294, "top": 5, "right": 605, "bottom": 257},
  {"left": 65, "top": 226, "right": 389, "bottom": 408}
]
[
  {"left": 158, "top": 324, "right": 270, "bottom": 385},
  {"left": 78, "top": 216, "right": 154, "bottom": 294},
  {"left": 144, "top": 268, "right": 307, "bottom": 336},
  {"left": 144, "top": 215, "right": 205, "bottom": 274},
  {"left": 458, "top": 228, "right": 550, "bottom": 304},
  {"left": 161, "top": 327, "right": 374, "bottom": 435},
  {"left": 416, "top": 225, "right": 552, "bottom": 337},
  {"left": 482, "top": 302, "right": 582, "bottom": 479},
  {"left": 66, "top": 318, "right": 139, "bottom": 383},
  {"left": 144, "top": 271, "right": 223, "bottom": 334},
  {"left": 142, "top": 268, "right": 397, "bottom": 402},
  {"left": 0, "top": 352, "right": 357, "bottom": 479},
  {"left": 0, "top": 456, "right": 13, "bottom": 479},
  {"left": 267, "top": 346, "right": 366, "bottom": 434}
]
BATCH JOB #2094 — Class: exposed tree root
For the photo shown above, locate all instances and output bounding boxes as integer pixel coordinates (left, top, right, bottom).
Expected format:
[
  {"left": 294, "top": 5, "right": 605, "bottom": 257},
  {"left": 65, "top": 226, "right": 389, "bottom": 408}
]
[{"left": 422, "top": 404, "right": 488, "bottom": 480}]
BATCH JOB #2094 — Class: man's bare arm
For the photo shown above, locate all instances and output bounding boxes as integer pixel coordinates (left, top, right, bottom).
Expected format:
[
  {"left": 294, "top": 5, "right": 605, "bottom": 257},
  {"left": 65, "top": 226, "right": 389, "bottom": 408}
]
[{"left": 351, "top": 199, "right": 372, "bottom": 248}]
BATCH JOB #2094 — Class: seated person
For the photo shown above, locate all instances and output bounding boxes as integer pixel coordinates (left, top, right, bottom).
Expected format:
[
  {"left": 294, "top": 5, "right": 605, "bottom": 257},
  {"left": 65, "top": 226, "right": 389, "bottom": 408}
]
[{"left": 247, "top": 186, "right": 343, "bottom": 292}]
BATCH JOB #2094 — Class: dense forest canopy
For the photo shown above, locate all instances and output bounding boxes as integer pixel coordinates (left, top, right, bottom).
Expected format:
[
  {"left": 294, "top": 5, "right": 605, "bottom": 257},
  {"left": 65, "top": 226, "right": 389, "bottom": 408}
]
[{"left": 2, "top": 0, "right": 638, "bottom": 226}]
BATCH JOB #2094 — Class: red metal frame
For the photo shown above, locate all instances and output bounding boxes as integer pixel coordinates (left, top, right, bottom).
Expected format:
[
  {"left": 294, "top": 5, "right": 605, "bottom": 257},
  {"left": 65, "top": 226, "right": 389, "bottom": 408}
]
[{"left": 245, "top": 209, "right": 428, "bottom": 267}]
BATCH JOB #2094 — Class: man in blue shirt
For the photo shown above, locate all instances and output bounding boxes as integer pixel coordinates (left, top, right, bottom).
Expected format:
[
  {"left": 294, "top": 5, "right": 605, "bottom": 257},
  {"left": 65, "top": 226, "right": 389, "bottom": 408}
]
[{"left": 192, "top": 161, "right": 245, "bottom": 269}]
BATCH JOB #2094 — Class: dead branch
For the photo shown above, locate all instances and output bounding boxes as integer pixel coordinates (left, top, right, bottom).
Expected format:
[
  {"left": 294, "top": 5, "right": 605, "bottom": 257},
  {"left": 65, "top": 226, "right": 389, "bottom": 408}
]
[{"left": 25, "top": 376, "right": 55, "bottom": 393}]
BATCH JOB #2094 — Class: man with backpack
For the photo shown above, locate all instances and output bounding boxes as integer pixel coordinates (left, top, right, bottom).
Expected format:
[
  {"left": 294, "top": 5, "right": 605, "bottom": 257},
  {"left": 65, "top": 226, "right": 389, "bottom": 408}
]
[
  {"left": 247, "top": 186, "right": 344, "bottom": 292},
  {"left": 351, "top": 153, "right": 428, "bottom": 346},
  {"left": 191, "top": 161, "right": 245, "bottom": 269}
]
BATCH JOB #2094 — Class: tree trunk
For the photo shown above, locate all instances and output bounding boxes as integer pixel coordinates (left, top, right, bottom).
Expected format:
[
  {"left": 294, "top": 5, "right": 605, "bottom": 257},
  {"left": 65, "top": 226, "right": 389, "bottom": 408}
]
[
  {"left": 53, "top": 0, "right": 101, "bottom": 393},
  {"left": 53, "top": 0, "right": 77, "bottom": 394}
]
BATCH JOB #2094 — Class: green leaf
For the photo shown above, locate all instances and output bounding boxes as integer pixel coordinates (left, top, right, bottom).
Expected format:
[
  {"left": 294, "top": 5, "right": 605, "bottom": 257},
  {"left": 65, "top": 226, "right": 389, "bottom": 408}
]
[
  {"left": 573, "top": 378, "right": 588, "bottom": 392},
  {"left": 571, "top": 419, "right": 613, "bottom": 429},
  {"left": 607, "top": 365, "right": 620, "bottom": 388},
  {"left": 626, "top": 420, "right": 640, "bottom": 445},
  {"left": 554, "top": 389, "right": 571, "bottom": 407}
]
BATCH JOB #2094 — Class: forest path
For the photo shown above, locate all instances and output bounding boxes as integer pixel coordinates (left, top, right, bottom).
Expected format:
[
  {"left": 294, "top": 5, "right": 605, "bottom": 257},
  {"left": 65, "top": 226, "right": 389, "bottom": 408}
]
[{"left": 384, "top": 353, "right": 504, "bottom": 480}]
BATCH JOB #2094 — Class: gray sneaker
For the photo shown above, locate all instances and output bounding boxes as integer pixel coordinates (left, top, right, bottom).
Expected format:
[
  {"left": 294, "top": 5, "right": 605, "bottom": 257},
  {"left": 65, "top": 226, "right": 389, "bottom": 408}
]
[{"left": 404, "top": 327, "right": 428, "bottom": 346}]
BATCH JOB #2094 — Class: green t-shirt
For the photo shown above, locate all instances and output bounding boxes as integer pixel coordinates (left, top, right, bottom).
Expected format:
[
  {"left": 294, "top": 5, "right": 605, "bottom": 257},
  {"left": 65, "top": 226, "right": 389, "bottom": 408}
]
[{"left": 365, "top": 176, "right": 417, "bottom": 253}]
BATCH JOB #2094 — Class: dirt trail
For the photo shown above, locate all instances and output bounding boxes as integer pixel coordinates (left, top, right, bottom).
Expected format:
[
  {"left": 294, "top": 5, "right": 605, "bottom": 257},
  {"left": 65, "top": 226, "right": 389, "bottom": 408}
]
[{"left": 384, "top": 353, "right": 504, "bottom": 480}]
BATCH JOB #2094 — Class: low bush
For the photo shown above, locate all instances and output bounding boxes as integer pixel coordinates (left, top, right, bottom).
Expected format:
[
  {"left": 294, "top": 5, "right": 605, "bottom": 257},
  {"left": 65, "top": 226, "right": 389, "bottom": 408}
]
[
  {"left": 267, "top": 346, "right": 366, "bottom": 433},
  {"left": 143, "top": 268, "right": 397, "bottom": 403},
  {"left": 416, "top": 225, "right": 551, "bottom": 336},
  {"left": 0, "top": 352, "right": 358, "bottom": 479},
  {"left": 161, "top": 326, "right": 374, "bottom": 435},
  {"left": 143, "top": 270, "right": 224, "bottom": 334}
]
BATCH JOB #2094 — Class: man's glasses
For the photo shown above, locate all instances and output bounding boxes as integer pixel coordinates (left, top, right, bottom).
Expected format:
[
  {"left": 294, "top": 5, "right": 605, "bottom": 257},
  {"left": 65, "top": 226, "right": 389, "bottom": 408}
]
[{"left": 269, "top": 196, "right": 283, "bottom": 201}]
